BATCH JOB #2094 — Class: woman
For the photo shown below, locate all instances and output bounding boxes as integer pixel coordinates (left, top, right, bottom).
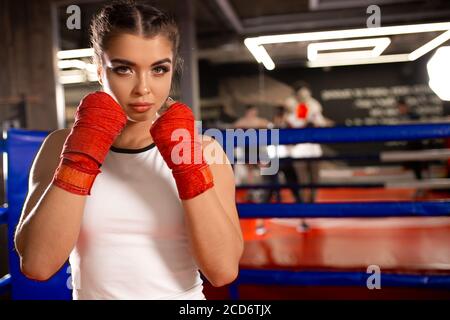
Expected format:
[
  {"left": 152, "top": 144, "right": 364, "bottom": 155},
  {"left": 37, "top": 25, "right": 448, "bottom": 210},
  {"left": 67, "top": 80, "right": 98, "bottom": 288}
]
[{"left": 14, "top": 0, "right": 243, "bottom": 300}]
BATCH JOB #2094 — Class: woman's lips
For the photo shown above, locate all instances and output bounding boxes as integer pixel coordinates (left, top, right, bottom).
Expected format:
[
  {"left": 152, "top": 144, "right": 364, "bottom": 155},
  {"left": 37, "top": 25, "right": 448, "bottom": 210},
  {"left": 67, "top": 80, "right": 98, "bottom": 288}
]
[{"left": 129, "top": 103, "right": 154, "bottom": 113}]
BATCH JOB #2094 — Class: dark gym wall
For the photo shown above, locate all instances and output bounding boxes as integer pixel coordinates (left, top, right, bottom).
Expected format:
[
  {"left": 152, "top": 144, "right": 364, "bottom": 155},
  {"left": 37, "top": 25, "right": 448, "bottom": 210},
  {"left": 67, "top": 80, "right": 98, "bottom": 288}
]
[
  {"left": 270, "top": 53, "right": 449, "bottom": 126},
  {"left": 0, "top": 0, "right": 60, "bottom": 131},
  {"left": 0, "top": 0, "right": 64, "bottom": 293},
  {"left": 200, "top": 52, "right": 450, "bottom": 125}
]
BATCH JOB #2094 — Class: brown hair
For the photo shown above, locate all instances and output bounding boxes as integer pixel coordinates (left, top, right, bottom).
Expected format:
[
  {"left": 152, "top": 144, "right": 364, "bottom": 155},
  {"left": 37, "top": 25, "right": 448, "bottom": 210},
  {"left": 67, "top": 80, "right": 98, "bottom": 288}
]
[{"left": 90, "top": 0, "right": 182, "bottom": 73}]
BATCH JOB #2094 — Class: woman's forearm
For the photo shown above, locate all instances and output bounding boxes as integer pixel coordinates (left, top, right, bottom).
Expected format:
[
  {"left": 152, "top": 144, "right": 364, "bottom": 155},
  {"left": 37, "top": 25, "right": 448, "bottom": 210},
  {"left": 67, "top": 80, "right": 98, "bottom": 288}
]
[
  {"left": 15, "top": 184, "right": 86, "bottom": 281},
  {"left": 182, "top": 187, "right": 243, "bottom": 287}
]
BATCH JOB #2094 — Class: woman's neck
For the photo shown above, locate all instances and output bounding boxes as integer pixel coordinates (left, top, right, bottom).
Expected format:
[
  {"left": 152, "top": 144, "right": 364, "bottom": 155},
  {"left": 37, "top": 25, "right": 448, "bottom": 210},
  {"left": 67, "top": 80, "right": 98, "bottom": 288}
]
[{"left": 112, "top": 119, "right": 154, "bottom": 149}]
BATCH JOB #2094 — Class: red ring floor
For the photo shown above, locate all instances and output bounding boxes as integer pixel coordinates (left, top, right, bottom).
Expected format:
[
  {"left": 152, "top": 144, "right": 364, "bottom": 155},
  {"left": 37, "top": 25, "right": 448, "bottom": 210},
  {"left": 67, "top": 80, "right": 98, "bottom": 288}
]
[{"left": 204, "top": 188, "right": 450, "bottom": 299}]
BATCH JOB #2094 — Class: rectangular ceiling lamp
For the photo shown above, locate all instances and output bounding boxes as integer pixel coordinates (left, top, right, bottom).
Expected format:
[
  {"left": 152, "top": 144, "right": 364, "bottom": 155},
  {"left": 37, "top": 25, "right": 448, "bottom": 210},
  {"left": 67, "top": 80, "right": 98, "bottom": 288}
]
[
  {"left": 307, "top": 37, "right": 391, "bottom": 62},
  {"left": 244, "top": 22, "right": 450, "bottom": 69}
]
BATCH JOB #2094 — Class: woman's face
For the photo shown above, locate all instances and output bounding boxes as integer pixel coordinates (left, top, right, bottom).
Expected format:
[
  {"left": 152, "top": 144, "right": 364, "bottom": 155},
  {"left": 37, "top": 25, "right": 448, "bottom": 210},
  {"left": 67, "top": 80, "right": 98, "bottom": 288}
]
[
  {"left": 98, "top": 33, "right": 174, "bottom": 123},
  {"left": 296, "top": 87, "right": 311, "bottom": 101}
]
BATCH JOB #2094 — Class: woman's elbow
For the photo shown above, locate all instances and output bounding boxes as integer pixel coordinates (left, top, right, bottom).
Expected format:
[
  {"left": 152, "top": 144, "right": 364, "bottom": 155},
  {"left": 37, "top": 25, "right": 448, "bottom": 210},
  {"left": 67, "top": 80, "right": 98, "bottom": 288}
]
[
  {"left": 210, "top": 242, "right": 244, "bottom": 287},
  {"left": 19, "top": 257, "right": 58, "bottom": 282},
  {"left": 209, "top": 266, "right": 239, "bottom": 287}
]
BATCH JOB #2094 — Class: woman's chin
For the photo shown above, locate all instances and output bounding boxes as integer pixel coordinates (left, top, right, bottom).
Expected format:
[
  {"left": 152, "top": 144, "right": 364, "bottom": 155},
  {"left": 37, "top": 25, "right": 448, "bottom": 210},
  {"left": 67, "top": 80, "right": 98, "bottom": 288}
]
[{"left": 126, "top": 112, "right": 157, "bottom": 123}]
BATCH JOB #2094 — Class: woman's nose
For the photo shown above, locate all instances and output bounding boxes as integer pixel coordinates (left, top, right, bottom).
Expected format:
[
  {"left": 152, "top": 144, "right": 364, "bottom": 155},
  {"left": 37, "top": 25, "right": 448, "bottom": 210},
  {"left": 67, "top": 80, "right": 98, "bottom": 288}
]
[{"left": 134, "top": 74, "right": 150, "bottom": 96}]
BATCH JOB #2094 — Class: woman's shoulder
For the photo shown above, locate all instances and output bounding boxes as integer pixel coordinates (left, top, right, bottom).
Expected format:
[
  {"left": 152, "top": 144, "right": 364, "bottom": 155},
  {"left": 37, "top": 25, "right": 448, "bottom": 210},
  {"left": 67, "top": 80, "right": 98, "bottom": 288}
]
[
  {"left": 40, "top": 128, "right": 70, "bottom": 156},
  {"left": 34, "top": 128, "right": 70, "bottom": 172},
  {"left": 200, "top": 134, "right": 231, "bottom": 166},
  {"left": 27, "top": 128, "right": 69, "bottom": 190},
  {"left": 44, "top": 128, "right": 70, "bottom": 150},
  {"left": 50, "top": 127, "right": 70, "bottom": 138},
  {"left": 200, "top": 134, "right": 222, "bottom": 149}
]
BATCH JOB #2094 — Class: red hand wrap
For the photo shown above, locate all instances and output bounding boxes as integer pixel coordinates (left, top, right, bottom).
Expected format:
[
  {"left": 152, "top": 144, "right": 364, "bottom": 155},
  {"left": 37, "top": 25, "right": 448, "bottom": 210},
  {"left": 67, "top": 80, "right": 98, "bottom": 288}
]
[
  {"left": 150, "top": 102, "right": 214, "bottom": 200},
  {"left": 52, "top": 91, "right": 127, "bottom": 195}
]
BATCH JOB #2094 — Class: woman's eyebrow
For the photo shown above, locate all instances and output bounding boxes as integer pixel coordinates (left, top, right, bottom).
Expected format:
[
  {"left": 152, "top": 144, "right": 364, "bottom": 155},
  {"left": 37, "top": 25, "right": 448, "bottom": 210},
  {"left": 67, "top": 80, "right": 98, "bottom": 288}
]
[
  {"left": 110, "top": 58, "right": 135, "bottom": 66},
  {"left": 110, "top": 58, "right": 172, "bottom": 66},
  {"left": 151, "top": 58, "right": 172, "bottom": 66}
]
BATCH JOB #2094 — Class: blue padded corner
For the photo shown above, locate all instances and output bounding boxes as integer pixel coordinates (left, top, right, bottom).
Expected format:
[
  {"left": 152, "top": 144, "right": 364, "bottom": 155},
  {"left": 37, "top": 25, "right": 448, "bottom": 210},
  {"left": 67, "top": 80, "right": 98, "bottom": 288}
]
[{"left": 5, "top": 128, "right": 71, "bottom": 300}]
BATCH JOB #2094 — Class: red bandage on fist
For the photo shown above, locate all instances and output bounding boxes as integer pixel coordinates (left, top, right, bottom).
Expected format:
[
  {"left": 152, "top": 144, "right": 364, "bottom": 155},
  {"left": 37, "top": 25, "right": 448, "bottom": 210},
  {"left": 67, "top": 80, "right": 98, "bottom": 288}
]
[
  {"left": 52, "top": 91, "right": 127, "bottom": 195},
  {"left": 150, "top": 101, "right": 214, "bottom": 200}
]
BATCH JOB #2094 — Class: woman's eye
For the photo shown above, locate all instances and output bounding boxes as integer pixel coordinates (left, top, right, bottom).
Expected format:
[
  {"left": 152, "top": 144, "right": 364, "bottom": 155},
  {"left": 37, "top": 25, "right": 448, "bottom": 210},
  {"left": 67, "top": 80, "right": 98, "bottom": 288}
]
[
  {"left": 112, "top": 66, "right": 132, "bottom": 75},
  {"left": 153, "top": 66, "right": 169, "bottom": 75}
]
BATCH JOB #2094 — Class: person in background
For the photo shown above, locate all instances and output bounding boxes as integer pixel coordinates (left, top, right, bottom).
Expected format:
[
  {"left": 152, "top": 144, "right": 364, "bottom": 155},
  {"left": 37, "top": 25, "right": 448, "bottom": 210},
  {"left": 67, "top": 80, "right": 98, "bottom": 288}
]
[
  {"left": 214, "top": 105, "right": 238, "bottom": 129},
  {"left": 396, "top": 98, "right": 428, "bottom": 198},
  {"left": 284, "top": 81, "right": 333, "bottom": 204},
  {"left": 233, "top": 106, "right": 273, "bottom": 178},
  {"left": 284, "top": 81, "right": 333, "bottom": 129},
  {"left": 233, "top": 105, "right": 272, "bottom": 129},
  {"left": 262, "top": 105, "right": 303, "bottom": 204},
  {"left": 233, "top": 105, "right": 273, "bottom": 235},
  {"left": 397, "top": 97, "right": 420, "bottom": 123}
]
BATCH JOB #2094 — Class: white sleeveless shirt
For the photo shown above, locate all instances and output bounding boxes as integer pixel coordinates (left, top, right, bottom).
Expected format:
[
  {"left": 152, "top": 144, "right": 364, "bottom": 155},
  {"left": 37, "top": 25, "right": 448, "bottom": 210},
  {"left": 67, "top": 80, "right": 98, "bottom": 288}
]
[{"left": 68, "top": 142, "right": 205, "bottom": 300}]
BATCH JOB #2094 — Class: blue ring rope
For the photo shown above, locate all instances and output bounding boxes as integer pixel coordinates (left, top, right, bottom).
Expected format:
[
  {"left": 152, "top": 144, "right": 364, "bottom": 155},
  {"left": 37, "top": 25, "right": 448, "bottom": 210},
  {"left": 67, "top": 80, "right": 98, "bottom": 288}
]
[
  {"left": 236, "top": 269, "right": 450, "bottom": 289},
  {"left": 237, "top": 201, "right": 450, "bottom": 218},
  {"left": 202, "top": 123, "right": 450, "bottom": 147}
]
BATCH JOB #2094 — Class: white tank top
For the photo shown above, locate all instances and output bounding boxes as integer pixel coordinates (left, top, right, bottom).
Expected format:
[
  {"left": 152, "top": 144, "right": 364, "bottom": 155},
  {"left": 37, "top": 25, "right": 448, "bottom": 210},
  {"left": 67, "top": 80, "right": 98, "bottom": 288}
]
[{"left": 68, "top": 142, "right": 205, "bottom": 300}]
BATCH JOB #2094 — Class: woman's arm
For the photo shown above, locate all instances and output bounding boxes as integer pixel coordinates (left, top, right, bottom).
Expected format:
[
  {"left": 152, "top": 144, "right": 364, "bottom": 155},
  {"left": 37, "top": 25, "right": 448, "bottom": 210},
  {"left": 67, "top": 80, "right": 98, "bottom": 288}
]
[
  {"left": 14, "top": 129, "right": 86, "bottom": 281},
  {"left": 16, "top": 92, "right": 127, "bottom": 281},
  {"left": 181, "top": 135, "right": 243, "bottom": 287}
]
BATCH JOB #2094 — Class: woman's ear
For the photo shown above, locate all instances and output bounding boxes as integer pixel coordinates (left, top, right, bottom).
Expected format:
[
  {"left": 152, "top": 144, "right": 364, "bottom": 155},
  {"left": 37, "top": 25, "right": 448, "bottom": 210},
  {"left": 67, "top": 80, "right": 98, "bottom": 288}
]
[
  {"left": 97, "top": 66, "right": 103, "bottom": 86},
  {"left": 165, "top": 96, "right": 176, "bottom": 108},
  {"left": 158, "top": 96, "right": 175, "bottom": 115}
]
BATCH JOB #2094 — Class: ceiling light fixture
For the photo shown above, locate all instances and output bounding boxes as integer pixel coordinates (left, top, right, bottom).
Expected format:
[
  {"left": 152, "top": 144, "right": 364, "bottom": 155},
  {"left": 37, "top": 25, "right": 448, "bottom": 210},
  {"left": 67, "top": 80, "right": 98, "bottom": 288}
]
[
  {"left": 307, "top": 37, "right": 391, "bottom": 62},
  {"left": 57, "top": 48, "right": 94, "bottom": 60},
  {"left": 244, "top": 22, "right": 450, "bottom": 69},
  {"left": 427, "top": 46, "right": 450, "bottom": 101}
]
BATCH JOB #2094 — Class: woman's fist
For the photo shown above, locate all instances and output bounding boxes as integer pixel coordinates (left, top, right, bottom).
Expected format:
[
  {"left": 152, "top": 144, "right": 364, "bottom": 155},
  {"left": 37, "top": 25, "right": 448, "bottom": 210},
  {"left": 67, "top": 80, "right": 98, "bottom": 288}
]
[
  {"left": 150, "top": 101, "right": 214, "bottom": 200},
  {"left": 52, "top": 91, "right": 127, "bottom": 195}
]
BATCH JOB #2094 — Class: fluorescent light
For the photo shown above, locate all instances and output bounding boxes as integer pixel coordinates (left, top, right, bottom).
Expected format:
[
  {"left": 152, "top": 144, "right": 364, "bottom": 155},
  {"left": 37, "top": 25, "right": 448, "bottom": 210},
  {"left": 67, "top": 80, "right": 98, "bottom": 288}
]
[
  {"left": 59, "top": 69, "right": 99, "bottom": 84},
  {"left": 307, "top": 37, "right": 391, "bottom": 61},
  {"left": 58, "top": 59, "right": 87, "bottom": 69},
  {"left": 427, "top": 46, "right": 450, "bottom": 101},
  {"left": 87, "top": 72, "right": 99, "bottom": 82},
  {"left": 307, "top": 54, "right": 409, "bottom": 68},
  {"left": 312, "top": 50, "right": 374, "bottom": 61},
  {"left": 60, "top": 73, "right": 86, "bottom": 85},
  {"left": 408, "top": 30, "right": 450, "bottom": 61},
  {"left": 244, "top": 38, "right": 275, "bottom": 70},
  {"left": 254, "top": 46, "right": 275, "bottom": 70},
  {"left": 57, "top": 48, "right": 94, "bottom": 59},
  {"left": 57, "top": 49, "right": 99, "bottom": 84},
  {"left": 253, "top": 22, "right": 450, "bottom": 44},
  {"left": 244, "top": 22, "right": 450, "bottom": 69},
  {"left": 244, "top": 38, "right": 260, "bottom": 61},
  {"left": 85, "top": 63, "right": 97, "bottom": 73}
]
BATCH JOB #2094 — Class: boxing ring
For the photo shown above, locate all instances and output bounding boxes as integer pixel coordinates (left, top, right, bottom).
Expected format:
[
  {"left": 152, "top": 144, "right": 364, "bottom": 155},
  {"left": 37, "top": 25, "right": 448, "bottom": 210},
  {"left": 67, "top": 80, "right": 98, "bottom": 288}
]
[
  {"left": 1, "top": 124, "right": 449, "bottom": 299},
  {"left": 0, "top": 129, "right": 72, "bottom": 299},
  {"left": 222, "top": 123, "right": 450, "bottom": 299}
]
